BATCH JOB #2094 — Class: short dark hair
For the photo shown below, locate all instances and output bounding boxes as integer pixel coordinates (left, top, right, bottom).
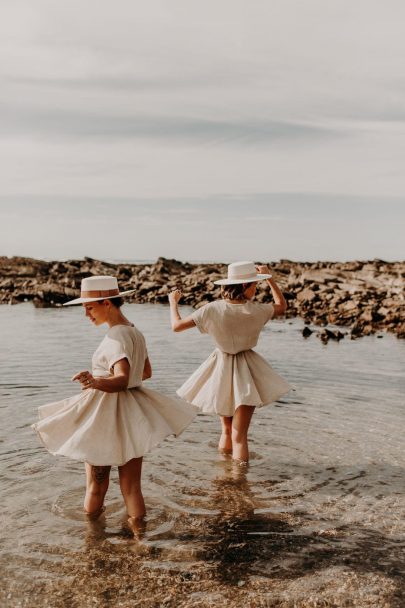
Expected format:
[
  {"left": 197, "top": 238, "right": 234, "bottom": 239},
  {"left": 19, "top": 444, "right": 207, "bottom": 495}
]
[
  {"left": 102, "top": 297, "right": 124, "bottom": 308},
  {"left": 221, "top": 283, "right": 247, "bottom": 301}
]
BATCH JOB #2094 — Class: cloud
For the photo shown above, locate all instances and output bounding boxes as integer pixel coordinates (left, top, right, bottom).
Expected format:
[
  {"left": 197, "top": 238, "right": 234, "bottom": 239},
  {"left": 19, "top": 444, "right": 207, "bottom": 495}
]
[
  {"left": 1, "top": 1, "right": 405, "bottom": 221},
  {"left": 0, "top": 101, "right": 342, "bottom": 145},
  {"left": 4, "top": 71, "right": 253, "bottom": 93}
]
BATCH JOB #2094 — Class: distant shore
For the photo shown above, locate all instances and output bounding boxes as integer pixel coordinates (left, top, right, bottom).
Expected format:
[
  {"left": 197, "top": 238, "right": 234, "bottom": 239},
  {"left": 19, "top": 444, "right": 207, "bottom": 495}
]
[{"left": 0, "top": 256, "right": 404, "bottom": 342}]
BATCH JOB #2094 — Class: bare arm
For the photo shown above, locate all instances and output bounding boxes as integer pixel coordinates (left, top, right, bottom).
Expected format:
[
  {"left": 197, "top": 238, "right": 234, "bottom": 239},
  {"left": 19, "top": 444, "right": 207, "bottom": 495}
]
[
  {"left": 168, "top": 289, "right": 196, "bottom": 332},
  {"left": 142, "top": 356, "right": 152, "bottom": 380},
  {"left": 256, "top": 264, "right": 287, "bottom": 317},
  {"left": 72, "top": 358, "right": 130, "bottom": 393}
]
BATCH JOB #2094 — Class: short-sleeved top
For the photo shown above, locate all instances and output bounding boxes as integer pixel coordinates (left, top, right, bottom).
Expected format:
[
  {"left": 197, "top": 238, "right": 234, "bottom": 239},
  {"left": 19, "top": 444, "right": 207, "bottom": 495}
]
[
  {"left": 91, "top": 325, "right": 148, "bottom": 388},
  {"left": 191, "top": 300, "right": 274, "bottom": 354}
]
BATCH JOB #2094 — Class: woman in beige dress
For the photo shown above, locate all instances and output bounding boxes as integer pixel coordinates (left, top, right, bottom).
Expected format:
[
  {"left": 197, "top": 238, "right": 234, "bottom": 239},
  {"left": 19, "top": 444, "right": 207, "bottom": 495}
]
[
  {"left": 168, "top": 261, "right": 290, "bottom": 464},
  {"left": 32, "top": 275, "right": 197, "bottom": 531}
]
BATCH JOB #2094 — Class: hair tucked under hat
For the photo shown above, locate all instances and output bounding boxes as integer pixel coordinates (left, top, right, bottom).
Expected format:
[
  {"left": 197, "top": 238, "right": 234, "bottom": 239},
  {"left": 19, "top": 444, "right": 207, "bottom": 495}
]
[{"left": 221, "top": 283, "right": 247, "bottom": 301}]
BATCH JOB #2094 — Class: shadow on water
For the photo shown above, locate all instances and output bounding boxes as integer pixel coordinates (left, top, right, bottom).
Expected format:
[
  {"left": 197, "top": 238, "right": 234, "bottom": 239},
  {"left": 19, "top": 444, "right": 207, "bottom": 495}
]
[
  {"left": 2, "top": 462, "right": 404, "bottom": 607},
  {"left": 163, "top": 462, "right": 405, "bottom": 604}
]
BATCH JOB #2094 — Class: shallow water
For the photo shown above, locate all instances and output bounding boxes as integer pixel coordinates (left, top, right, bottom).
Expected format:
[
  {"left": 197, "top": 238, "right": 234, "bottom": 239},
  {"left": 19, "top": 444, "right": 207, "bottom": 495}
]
[{"left": 0, "top": 303, "right": 404, "bottom": 607}]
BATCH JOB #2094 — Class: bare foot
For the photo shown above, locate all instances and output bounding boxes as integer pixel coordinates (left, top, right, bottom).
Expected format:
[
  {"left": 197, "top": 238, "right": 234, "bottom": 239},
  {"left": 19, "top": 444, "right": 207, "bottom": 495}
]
[
  {"left": 232, "top": 458, "right": 249, "bottom": 467},
  {"left": 232, "top": 440, "right": 249, "bottom": 463},
  {"left": 127, "top": 514, "right": 146, "bottom": 538},
  {"left": 218, "top": 447, "right": 233, "bottom": 455}
]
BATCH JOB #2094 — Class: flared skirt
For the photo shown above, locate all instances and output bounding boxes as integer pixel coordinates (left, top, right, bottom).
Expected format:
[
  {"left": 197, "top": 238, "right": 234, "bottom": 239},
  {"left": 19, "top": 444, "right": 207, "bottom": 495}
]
[
  {"left": 177, "top": 348, "right": 290, "bottom": 416},
  {"left": 32, "top": 386, "right": 198, "bottom": 466}
]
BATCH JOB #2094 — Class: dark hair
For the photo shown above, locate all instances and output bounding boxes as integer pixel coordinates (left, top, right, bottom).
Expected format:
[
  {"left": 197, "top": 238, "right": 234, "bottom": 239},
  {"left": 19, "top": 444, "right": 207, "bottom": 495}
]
[
  {"left": 102, "top": 297, "right": 124, "bottom": 308},
  {"left": 221, "top": 283, "right": 247, "bottom": 301}
]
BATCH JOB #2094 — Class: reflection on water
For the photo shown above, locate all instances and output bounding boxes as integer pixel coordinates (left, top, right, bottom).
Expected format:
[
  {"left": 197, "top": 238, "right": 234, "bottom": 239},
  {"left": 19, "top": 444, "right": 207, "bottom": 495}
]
[{"left": 0, "top": 303, "right": 404, "bottom": 607}]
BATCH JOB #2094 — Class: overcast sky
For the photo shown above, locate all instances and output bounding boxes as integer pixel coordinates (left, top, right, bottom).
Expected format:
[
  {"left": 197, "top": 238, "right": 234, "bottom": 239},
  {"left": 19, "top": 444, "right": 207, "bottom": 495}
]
[{"left": 0, "top": 0, "right": 404, "bottom": 261}]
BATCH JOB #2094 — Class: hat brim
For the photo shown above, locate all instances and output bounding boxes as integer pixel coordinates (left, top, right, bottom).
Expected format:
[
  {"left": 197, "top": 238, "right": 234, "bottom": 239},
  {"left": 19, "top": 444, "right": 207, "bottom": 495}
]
[
  {"left": 62, "top": 289, "right": 136, "bottom": 306},
  {"left": 213, "top": 273, "right": 272, "bottom": 286}
]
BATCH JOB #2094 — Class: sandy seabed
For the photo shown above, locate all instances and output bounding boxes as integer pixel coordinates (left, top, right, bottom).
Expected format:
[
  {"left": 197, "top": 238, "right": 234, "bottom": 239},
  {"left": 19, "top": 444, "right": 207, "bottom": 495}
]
[
  {"left": 2, "top": 514, "right": 403, "bottom": 608},
  {"left": 2, "top": 455, "right": 404, "bottom": 608}
]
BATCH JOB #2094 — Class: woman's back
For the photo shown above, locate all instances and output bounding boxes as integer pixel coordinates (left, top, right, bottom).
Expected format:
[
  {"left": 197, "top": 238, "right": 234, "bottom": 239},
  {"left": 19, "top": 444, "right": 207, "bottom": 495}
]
[{"left": 192, "top": 300, "right": 274, "bottom": 354}]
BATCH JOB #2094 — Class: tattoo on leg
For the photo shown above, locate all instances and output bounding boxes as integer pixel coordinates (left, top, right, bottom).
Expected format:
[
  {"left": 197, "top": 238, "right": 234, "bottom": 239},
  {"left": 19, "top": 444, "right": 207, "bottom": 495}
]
[{"left": 91, "top": 465, "right": 111, "bottom": 484}]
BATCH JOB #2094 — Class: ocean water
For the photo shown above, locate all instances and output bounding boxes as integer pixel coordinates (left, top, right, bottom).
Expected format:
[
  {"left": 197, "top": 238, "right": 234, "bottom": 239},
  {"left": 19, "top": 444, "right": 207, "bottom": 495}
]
[{"left": 0, "top": 303, "right": 404, "bottom": 607}]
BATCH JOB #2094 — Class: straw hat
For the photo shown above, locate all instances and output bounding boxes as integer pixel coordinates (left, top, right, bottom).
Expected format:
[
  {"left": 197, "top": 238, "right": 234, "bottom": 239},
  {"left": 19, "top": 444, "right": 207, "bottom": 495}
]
[
  {"left": 63, "top": 275, "right": 136, "bottom": 306},
  {"left": 214, "top": 261, "right": 272, "bottom": 286}
]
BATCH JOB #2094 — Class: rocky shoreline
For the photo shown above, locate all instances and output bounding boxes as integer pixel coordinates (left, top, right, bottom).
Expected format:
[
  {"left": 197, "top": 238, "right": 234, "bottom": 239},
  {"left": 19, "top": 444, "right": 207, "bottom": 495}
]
[{"left": 0, "top": 256, "right": 404, "bottom": 342}]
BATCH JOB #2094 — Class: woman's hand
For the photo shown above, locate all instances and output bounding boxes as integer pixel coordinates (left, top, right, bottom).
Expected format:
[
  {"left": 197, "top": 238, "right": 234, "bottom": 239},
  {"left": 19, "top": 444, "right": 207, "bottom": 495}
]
[
  {"left": 142, "top": 357, "right": 152, "bottom": 380},
  {"left": 169, "top": 289, "right": 182, "bottom": 305},
  {"left": 256, "top": 264, "right": 272, "bottom": 275},
  {"left": 168, "top": 289, "right": 196, "bottom": 332},
  {"left": 72, "top": 360, "right": 129, "bottom": 393},
  {"left": 72, "top": 370, "right": 97, "bottom": 390}
]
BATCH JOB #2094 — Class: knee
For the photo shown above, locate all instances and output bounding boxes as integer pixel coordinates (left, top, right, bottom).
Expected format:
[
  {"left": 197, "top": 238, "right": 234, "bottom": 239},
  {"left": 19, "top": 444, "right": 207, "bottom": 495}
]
[{"left": 232, "top": 427, "right": 247, "bottom": 444}]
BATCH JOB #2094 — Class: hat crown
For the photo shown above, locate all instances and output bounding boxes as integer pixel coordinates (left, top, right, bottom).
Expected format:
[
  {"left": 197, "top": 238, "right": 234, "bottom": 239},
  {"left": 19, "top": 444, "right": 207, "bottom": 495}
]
[
  {"left": 227, "top": 261, "right": 256, "bottom": 280},
  {"left": 81, "top": 276, "right": 118, "bottom": 291},
  {"left": 213, "top": 260, "right": 271, "bottom": 286}
]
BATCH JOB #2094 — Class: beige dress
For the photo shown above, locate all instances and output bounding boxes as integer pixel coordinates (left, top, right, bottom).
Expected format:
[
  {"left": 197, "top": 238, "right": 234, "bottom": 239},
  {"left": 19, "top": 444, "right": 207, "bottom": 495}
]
[
  {"left": 177, "top": 300, "right": 291, "bottom": 416},
  {"left": 32, "top": 325, "right": 198, "bottom": 466}
]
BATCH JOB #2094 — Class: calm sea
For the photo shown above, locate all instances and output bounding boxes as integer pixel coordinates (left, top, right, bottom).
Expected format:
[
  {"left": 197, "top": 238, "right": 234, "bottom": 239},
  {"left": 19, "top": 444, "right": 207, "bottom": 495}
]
[{"left": 0, "top": 303, "right": 404, "bottom": 606}]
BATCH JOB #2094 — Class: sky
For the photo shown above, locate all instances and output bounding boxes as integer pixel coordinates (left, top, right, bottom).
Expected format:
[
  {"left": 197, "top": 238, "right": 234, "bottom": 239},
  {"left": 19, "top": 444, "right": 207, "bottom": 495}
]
[{"left": 0, "top": 0, "right": 404, "bottom": 262}]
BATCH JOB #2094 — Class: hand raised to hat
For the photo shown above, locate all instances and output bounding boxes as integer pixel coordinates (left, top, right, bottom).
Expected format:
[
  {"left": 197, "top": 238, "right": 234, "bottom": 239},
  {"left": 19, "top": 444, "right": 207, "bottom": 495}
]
[
  {"left": 168, "top": 289, "right": 182, "bottom": 305},
  {"left": 255, "top": 264, "right": 287, "bottom": 317},
  {"left": 255, "top": 264, "right": 272, "bottom": 276}
]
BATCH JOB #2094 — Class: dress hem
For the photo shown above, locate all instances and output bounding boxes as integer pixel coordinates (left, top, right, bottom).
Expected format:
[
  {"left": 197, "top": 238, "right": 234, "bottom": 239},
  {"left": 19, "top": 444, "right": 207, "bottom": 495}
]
[
  {"left": 176, "top": 386, "right": 291, "bottom": 417},
  {"left": 31, "top": 414, "right": 195, "bottom": 467}
]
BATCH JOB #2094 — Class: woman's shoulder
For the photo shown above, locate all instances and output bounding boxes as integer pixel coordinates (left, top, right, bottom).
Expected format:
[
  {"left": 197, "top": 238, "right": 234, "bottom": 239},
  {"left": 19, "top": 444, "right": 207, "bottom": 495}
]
[
  {"left": 107, "top": 324, "right": 140, "bottom": 340},
  {"left": 193, "top": 300, "right": 222, "bottom": 315},
  {"left": 108, "top": 323, "right": 133, "bottom": 334},
  {"left": 191, "top": 300, "right": 223, "bottom": 332},
  {"left": 208, "top": 300, "right": 225, "bottom": 310},
  {"left": 201, "top": 300, "right": 222, "bottom": 308},
  {"left": 250, "top": 300, "right": 274, "bottom": 320},
  {"left": 249, "top": 301, "right": 268, "bottom": 309},
  {"left": 256, "top": 301, "right": 274, "bottom": 310},
  {"left": 102, "top": 324, "right": 146, "bottom": 357}
]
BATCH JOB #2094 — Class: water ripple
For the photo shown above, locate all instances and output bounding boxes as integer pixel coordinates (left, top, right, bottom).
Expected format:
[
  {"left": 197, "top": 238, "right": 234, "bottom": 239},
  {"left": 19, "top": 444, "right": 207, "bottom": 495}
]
[{"left": 0, "top": 303, "right": 404, "bottom": 607}]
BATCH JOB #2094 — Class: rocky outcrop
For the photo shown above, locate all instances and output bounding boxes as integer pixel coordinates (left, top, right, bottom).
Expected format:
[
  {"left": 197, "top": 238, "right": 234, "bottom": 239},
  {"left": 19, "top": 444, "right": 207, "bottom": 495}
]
[{"left": 0, "top": 256, "right": 404, "bottom": 341}]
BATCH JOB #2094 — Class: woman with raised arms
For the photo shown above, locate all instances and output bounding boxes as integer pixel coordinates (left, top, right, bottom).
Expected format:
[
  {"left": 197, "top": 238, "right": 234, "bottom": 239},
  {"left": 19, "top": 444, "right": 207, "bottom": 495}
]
[{"left": 168, "top": 261, "right": 290, "bottom": 464}]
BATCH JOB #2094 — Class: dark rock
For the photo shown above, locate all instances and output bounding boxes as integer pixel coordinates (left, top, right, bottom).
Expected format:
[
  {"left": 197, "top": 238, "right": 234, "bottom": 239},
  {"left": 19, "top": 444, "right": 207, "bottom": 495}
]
[
  {"left": 1, "top": 256, "right": 404, "bottom": 340},
  {"left": 296, "top": 288, "right": 317, "bottom": 303},
  {"left": 317, "top": 328, "right": 345, "bottom": 343}
]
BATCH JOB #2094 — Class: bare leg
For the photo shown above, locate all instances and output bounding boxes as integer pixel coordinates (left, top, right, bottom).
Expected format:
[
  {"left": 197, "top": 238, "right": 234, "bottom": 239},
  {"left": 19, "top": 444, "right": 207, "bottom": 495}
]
[
  {"left": 219, "top": 416, "right": 233, "bottom": 453},
  {"left": 118, "top": 457, "right": 146, "bottom": 522},
  {"left": 231, "top": 405, "right": 255, "bottom": 463},
  {"left": 84, "top": 463, "right": 111, "bottom": 516}
]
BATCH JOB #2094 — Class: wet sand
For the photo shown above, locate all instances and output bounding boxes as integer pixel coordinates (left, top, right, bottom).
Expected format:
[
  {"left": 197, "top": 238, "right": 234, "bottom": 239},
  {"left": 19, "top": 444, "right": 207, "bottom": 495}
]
[{"left": 0, "top": 304, "right": 404, "bottom": 607}]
